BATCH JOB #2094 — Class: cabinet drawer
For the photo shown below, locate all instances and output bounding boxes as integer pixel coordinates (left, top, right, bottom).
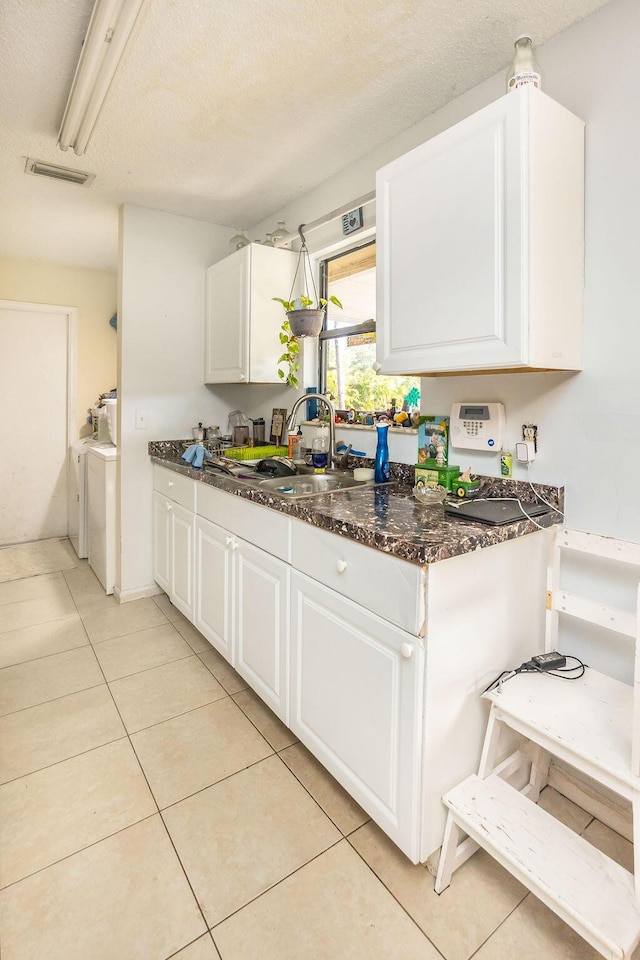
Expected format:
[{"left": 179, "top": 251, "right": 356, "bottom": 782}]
[
  {"left": 197, "top": 484, "right": 291, "bottom": 562},
  {"left": 291, "top": 520, "right": 425, "bottom": 636},
  {"left": 153, "top": 465, "right": 196, "bottom": 511}
]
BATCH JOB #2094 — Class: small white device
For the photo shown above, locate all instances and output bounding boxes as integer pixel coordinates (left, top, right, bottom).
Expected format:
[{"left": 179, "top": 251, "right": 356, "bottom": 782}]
[
  {"left": 516, "top": 440, "right": 536, "bottom": 463},
  {"left": 450, "top": 402, "right": 506, "bottom": 452}
]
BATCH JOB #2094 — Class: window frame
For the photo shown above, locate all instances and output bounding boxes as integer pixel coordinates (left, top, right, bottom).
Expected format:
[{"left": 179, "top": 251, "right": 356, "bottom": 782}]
[{"left": 318, "top": 238, "right": 377, "bottom": 397}]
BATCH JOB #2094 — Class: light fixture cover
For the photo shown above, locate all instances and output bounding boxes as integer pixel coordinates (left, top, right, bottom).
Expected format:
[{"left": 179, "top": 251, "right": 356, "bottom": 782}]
[
  {"left": 58, "top": 0, "right": 146, "bottom": 156},
  {"left": 24, "top": 157, "right": 95, "bottom": 186}
]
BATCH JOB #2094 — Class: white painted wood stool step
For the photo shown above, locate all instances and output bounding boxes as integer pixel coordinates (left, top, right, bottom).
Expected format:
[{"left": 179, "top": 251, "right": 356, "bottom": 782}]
[
  {"left": 441, "top": 773, "right": 640, "bottom": 960},
  {"left": 435, "top": 529, "right": 640, "bottom": 958}
]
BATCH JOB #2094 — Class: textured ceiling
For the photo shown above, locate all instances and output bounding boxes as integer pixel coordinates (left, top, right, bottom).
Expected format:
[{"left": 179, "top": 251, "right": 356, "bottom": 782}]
[{"left": 0, "top": 0, "right": 612, "bottom": 271}]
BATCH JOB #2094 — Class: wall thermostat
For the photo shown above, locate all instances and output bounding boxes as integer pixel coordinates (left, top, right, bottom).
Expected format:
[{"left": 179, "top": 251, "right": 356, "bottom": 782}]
[{"left": 450, "top": 402, "right": 506, "bottom": 452}]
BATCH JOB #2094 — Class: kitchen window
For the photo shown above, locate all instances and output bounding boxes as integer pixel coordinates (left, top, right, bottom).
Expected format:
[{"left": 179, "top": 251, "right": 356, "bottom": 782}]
[{"left": 319, "top": 241, "right": 419, "bottom": 416}]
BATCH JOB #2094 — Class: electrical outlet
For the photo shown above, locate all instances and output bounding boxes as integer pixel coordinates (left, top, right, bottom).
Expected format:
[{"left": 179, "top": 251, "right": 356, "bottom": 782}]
[{"left": 522, "top": 423, "right": 538, "bottom": 451}]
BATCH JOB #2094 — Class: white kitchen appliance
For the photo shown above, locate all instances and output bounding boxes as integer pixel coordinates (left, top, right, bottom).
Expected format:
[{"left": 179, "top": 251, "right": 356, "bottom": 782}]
[
  {"left": 68, "top": 437, "right": 99, "bottom": 558},
  {"left": 450, "top": 402, "right": 506, "bottom": 451},
  {"left": 87, "top": 443, "right": 118, "bottom": 593}
]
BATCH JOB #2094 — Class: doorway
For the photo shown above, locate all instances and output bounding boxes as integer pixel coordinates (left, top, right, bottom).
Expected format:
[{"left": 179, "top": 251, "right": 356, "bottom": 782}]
[{"left": 0, "top": 300, "right": 77, "bottom": 545}]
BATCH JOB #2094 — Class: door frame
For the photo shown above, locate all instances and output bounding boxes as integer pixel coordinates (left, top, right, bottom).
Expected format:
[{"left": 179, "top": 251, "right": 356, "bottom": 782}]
[{"left": 0, "top": 299, "right": 78, "bottom": 446}]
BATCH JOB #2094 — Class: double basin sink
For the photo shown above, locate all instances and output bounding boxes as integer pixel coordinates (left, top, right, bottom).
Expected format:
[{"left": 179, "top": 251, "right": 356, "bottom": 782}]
[{"left": 203, "top": 460, "right": 377, "bottom": 500}]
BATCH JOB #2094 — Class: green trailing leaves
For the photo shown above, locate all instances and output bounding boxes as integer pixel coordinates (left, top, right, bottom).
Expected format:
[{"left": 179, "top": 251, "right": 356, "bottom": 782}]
[{"left": 272, "top": 287, "right": 341, "bottom": 386}]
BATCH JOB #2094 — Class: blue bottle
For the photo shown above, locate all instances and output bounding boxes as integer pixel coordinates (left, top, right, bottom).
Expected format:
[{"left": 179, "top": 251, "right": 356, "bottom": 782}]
[{"left": 374, "top": 421, "right": 390, "bottom": 483}]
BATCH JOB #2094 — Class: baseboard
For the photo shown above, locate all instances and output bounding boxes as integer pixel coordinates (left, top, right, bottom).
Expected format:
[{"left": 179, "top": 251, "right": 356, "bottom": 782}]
[{"left": 114, "top": 582, "right": 162, "bottom": 603}]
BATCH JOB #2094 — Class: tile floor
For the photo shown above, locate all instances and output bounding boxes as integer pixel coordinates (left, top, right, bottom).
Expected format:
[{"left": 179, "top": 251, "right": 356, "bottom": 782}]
[{"left": 0, "top": 542, "right": 629, "bottom": 959}]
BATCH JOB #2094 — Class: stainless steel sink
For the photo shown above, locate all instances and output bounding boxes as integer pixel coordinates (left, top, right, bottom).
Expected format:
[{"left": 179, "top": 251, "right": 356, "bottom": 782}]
[{"left": 257, "top": 474, "right": 374, "bottom": 499}]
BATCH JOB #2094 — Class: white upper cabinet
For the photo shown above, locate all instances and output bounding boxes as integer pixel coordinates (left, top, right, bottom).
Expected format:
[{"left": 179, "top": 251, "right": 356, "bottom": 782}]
[
  {"left": 204, "top": 242, "right": 298, "bottom": 383},
  {"left": 376, "top": 88, "right": 585, "bottom": 375}
]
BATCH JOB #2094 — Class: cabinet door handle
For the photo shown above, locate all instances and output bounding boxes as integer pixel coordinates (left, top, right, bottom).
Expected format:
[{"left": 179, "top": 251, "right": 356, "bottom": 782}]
[
  {"left": 225, "top": 536, "right": 234, "bottom": 547},
  {"left": 372, "top": 361, "right": 381, "bottom": 372},
  {"left": 400, "top": 642, "right": 413, "bottom": 659},
  {"left": 230, "top": 540, "right": 238, "bottom": 551},
  {"left": 168, "top": 481, "right": 174, "bottom": 488},
  {"left": 336, "top": 559, "right": 347, "bottom": 573},
  {"left": 166, "top": 502, "right": 173, "bottom": 512}
]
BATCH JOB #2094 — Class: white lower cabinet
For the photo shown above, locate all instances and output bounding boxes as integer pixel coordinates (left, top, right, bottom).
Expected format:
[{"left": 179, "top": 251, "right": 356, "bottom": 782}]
[
  {"left": 194, "top": 514, "right": 289, "bottom": 723},
  {"left": 171, "top": 502, "right": 195, "bottom": 619},
  {"left": 152, "top": 490, "right": 171, "bottom": 595},
  {"left": 194, "top": 515, "right": 233, "bottom": 662},
  {"left": 290, "top": 571, "right": 424, "bottom": 861},
  {"left": 152, "top": 465, "right": 550, "bottom": 867},
  {"left": 235, "top": 540, "right": 289, "bottom": 724},
  {"left": 152, "top": 490, "right": 195, "bottom": 620}
]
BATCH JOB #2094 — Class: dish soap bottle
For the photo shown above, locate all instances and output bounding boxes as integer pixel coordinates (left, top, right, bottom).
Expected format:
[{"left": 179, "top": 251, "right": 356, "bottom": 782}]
[
  {"left": 506, "top": 36, "right": 541, "bottom": 92},
  {"left": 374, "top": 420, "right": 390, "bottom": 483}
]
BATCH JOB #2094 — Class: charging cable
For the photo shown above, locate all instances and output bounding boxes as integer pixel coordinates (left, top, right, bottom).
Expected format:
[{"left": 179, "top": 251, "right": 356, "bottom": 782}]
[
  {"left": 526, "top": 462, "right": 565, "bottom": 525},
  {"left": 483, "top": 652, "right": 587, "bottom": 694}
]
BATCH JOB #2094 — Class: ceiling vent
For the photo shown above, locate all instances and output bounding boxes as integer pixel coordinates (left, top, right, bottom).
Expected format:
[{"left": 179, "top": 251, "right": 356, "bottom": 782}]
[{"left": 24, "top": 158, "right": 95, "bottom": 186}]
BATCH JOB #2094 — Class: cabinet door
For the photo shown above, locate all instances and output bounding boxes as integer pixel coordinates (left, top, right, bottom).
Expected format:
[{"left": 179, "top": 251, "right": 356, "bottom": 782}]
[
  {"left": 247, "top": 244, "right": 298, "bottom": 383},
  {"left": 194, "top": 515, "right": 233, "bottom": 661},
  {"left": 170, "top": 502, "right": 195, "bottom": 620},
  {"left": 290, "top": 572, "right": 424, "bottom": 861},
  {"left": 204, "top": 247, "right": 249, "bottom": 383},
  {"left": 235, "top": 539, "right": 289, "bottom": 724},
  {"left": 152, "top": 492, "right": 171, "bottom": 594},
  {"left": 377, "top": 92, "right": 525, "bottom": 374}
]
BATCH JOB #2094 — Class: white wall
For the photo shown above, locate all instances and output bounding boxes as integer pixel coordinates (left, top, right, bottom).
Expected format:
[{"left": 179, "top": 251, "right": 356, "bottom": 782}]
[
  {"left": 120, "top": 0, "right": 639, "bottom": 601},
  {"left": 118, "top": 205, "right": 234, "bottom": 598},
  {"left": 251, "top": 0, "right": 640, "bottom": 545},
  {"left": 0, "top": 256, "right": 116, "bottom": 435}
]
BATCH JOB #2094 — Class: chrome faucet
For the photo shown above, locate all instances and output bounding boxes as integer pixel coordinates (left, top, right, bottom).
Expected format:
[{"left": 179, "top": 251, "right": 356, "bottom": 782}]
[{"left": 287, "top": 393, "right": 337, "bottom": 467}]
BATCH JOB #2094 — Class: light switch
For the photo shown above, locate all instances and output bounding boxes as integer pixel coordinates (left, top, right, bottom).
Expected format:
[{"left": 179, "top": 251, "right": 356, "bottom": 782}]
[{"left": 135, "top": 409, "right": 148, "bottom": 430}]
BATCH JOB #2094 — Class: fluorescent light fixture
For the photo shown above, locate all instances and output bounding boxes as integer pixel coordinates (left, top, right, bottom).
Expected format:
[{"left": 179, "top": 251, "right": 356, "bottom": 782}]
[
  {"left": 58, "top": 0, "right": 145, "bottom": 156},
  {"left": 24, "top": 157, "right": 96, "bottom": 186}
]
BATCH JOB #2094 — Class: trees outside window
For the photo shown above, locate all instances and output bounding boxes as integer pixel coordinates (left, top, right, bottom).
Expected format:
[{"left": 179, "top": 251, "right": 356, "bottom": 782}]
[{"left": 320, "top": 242, "right": 419, "bottom": 413}]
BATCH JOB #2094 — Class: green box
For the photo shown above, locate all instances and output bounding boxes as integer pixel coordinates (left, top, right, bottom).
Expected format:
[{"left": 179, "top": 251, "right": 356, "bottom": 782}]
[{"left": 415, "top": 462, "right": 460, "bottom": 491}]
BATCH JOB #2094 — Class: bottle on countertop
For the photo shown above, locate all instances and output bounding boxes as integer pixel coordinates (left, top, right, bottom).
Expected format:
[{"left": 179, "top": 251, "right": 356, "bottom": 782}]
[
  {"left": 311, "top": 427, "right": 329, "bottom": 473},
  {"left": 506, "top": 36, "right": 541, "bottom": 93},
  {"left": 288, "top": 430, "right": 301, "bottom": 459},
  {"left": 288, "top": 427, "right": 304, "bottom": 460},
  {"left": 374, "top": 420, "right": 390, "bottom": 484}
]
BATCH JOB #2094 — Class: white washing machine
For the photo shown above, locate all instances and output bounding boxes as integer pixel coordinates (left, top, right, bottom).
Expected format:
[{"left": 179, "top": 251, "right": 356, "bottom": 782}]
[
  {"left": 68, "top": 437, "right": 99, "bottom": 558},
  {"left": 87, "top": 443, "right": 118, "bottom": 595}
]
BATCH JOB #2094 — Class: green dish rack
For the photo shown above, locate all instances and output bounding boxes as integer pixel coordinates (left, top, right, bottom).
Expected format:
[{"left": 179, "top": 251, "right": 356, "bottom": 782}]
[{"left": 224, "top": 445, "right": 288, "bottom": 461}]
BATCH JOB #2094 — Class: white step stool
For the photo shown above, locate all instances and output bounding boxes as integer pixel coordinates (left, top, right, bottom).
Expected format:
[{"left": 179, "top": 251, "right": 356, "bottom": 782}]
[{"left": 436, "top": 529, "right": 640, "bottom": 960}]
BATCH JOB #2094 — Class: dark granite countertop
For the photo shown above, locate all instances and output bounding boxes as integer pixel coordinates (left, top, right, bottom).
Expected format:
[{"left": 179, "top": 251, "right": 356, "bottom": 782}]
[{"left": 149, "top": 441, "right": 564, "bottom": 566}]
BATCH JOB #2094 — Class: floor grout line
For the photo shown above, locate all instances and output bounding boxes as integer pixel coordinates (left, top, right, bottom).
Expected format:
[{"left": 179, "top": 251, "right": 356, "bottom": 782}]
[
  {"left": 2, "top": 559, "right": 621, "bottom": 960},
  {"left": 0, "top": 810, "right": 160, "bottom": 893}
]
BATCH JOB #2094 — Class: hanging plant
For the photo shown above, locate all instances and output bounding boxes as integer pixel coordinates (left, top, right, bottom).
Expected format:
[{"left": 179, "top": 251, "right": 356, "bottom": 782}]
[
  {"left": 273, "top": 225, "right": 342, "bottom": 340},
  {"left": 277, "top": 319, "right": 300, "bottom": 388}
]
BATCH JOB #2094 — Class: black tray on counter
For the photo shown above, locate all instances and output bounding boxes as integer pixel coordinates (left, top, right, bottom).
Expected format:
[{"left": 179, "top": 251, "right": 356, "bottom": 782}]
[{"left": 444, "top": 498, "right": 553, "bottom": 526}]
